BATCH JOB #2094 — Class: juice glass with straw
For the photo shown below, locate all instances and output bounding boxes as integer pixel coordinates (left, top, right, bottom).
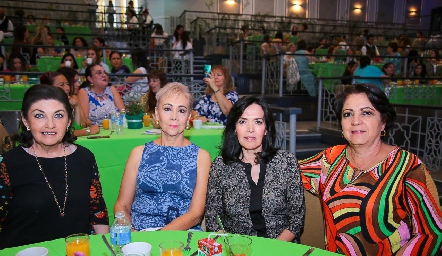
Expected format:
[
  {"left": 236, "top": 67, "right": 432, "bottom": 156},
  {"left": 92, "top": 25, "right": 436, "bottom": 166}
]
[
  {"left": 159, "top": 240, "right": 184, "bottom": 256},
  {"left": 65, "top": 233, "right": 90, "bottom": 256}
]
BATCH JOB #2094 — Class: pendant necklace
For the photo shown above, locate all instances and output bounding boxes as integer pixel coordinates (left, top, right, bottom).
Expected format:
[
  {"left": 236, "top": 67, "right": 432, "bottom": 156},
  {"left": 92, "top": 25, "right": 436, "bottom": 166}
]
[{"left": 32, "top": 145, "right": 69, "bottom": 217}]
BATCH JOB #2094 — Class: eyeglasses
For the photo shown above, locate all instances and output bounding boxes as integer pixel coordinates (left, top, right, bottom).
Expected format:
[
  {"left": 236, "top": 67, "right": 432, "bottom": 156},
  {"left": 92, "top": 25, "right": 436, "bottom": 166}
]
[{"left": 92, "top": 71, "right": 108, "bottom": 76}]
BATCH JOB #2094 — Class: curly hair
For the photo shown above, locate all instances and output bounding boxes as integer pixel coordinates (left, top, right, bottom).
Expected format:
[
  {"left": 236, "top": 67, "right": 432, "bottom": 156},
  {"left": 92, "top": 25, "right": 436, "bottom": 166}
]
[
  {"left": 18, "top": 84, "right": 75, "bottom": 147},
  {"left": 333, "top": 84, "right": 396, "bottom": 132},
  {"left": 221, "top": 96, "right": 278, "bottom": 165}
]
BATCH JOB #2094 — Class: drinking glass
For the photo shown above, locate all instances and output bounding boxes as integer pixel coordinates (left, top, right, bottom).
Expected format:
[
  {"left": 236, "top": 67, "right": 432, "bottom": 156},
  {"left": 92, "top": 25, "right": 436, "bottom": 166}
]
[
  {"left": 65, "top": 233, "right": 90, "bottom": 256},
  {"left": 223, "top": 235, "right": 252, "bottom": 256},
  {"left": 159, "top": 240, "right": 184, "bottom": 256}
]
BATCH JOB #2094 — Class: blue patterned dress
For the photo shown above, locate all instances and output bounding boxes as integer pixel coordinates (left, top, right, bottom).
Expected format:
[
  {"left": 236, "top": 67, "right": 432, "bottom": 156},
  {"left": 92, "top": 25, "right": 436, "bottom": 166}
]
[
  {"left": 194, "top": 91, "right": 239, "bottom": 125},
  {"left": 131, "top": 141, "right": 201, "bottom": 230},
  {"left": 85, "top": 86, "right": 119, "bottom": 125}
]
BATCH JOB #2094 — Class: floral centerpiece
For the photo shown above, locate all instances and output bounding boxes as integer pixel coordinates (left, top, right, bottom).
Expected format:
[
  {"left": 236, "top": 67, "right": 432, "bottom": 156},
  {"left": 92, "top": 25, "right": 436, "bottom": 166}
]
[{"left": 124, "top": 100, "right": 144, "bottom": 129}]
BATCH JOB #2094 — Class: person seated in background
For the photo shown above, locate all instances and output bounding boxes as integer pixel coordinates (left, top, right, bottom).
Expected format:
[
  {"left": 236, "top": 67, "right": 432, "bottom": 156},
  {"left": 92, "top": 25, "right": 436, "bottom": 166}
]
[
  {"left": 70, "top": 36, "right": 89, "bottom": 57},
  {"left": 406, "top": 49, "right": 421, "bottom": 77},
  {"left": 78, "top": 64, "right": 124, "bottom": 125},
  {"left": 55, "top": 27, "right": 69, "bottom": 48},
  {"left": 81, "top": 46, "right": 110, "bottom": 73},
  {"left": 123, "top": 48, "right": 149, "bottom": 100},
  {"left": 412, "top": 31, "right": 426, "bottom": 51},
  {"left": 57, "top": 67, "right": 100, "bottom": 137},
  {"left": 93, "top": 36, "right": 110, "bottom": 59},
  {"left": 380, "top": 62, "right": 396, "bottom": 85},
  {"left": 299, "top": 84, "right": 442, "bottom": 255},
  {"left": 325, "top": 46, "right": 336, "bottom": 62},
  {"left": 60, "top": 53, "right": 80, "bottom": 71},
  {"left": 127, "top": 9, "right": 138, "bottom": 30},
  {"left": 5, "top": 52, "right": 27, "bottom": 72},
  {"left": 383, "top": 42, "right": 402, "bottom": 75},
  {"left": 261, "top": 35, "right": 273, "bottom": 55},
  {"left": 11, "top": 24, "right": 30, "bottom": 56},
  {"left": 0, "top": 84, "right": 109, "bottom": 249},
  {"left": 109, "top": 50, "right": 131, "bottom": 83},
  {"left": 114, "top": 82, "right": 211, "bottom": 231},
  {"left": 205, "top": 96, "right": 305, "bottom": 242},
  {"left": 26, "top": 14, "right": 36, "bottom": 25},
  {"left": 353, "top": 56, "right": 385, "bottom": 90},
  {"left": 141, "top": 8, "right": 153, "bottom": 29},
  {"left": 30, "top": 26, "right": 50, "bottom": 64},
  {"left": 345, "top": 46, "right": 358, "bottom": 62},
  {"left": 0, "top": 7, "right": 14, "bottom": 38},
  {"left": 410, "top": 63, "right": 429, "bottom": 84},
  {"left": 172, "top": 31, "right": 192, "bottom": 59},
  {"left": 341, "top": 60, "right": 357, "bottom": 85},
  {"left": 192, "top": 65, "right": 239, "bottom": 125},
  {"left": 294, "top": 40, "right": 317, "bottom": 96},
  {"left": 424, "top": 49, "right": 442, "bottom": 77},
  {"left": 139, "top": 69, "right": 168, "bottom": 115},
  {"left": 316, "top": 37, "right": 327, "bottom": 49}
]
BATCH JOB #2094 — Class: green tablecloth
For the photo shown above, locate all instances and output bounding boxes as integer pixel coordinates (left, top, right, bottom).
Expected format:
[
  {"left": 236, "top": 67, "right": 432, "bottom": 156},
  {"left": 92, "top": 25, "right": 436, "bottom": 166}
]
[
  {"left": 0, "top": 231, "right": 338, "bottom": 255},
  {"left": 37, "top": 57, "right": 133, "bottom": 72},
  {"left": 388, "top": 85, "right": 442, "bottom": 106},
  {"left": 0, "top": 83, "right": 35, "bottom": 111},
  {"left": 309, "top": 63, "right": 384, "bottom": 89},
  {"left": 75, "top": 128, "right": 223, "bottom": 222}
]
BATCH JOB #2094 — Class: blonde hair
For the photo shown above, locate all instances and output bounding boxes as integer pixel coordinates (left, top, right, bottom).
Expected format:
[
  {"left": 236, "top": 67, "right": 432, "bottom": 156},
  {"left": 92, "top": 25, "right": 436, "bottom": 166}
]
[
  {"left": 204, "top": 65, "right": 234, "bottom": 95},
  {"left": 156, "top": 82, "right": 194, "bottom": 110}
]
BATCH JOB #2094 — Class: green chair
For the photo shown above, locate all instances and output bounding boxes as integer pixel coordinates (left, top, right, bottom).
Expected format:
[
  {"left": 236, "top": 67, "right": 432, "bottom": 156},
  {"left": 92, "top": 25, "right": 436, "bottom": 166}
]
[
  {"left": 315, "top": 49, "right": 328, "bottom": 57},
  {"left": 247, "top": 34, "right": 263, "bottom": 48},
  {"left": 2, "top": 38, "right": 14, "bottom": 55},
  {"left": 288, "top": 36, "right": 301, "bottom": 43}
]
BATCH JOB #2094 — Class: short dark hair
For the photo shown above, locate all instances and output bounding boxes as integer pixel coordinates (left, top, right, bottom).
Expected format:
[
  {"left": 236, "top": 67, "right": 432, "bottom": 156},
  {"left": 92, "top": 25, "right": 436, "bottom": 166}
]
[
  {"left": 297, "top": 40, "right": 307, "bottom": 50},
  {"left": 221, "top": 96, "right": 278, "bottom": 165},
  {"left": 72, "top": 37, "right": 88, "bottom": 49},
  {"left": 56, "top": 26, "right": 65, "bottom": 32},
  {"left": 387, "top": 41, "right": 398, "bottom": 52},
  {"left": 130, "top": 48, "right": 149, "bottom": 70},
  {"left": 39, "top": 71, "right": 63, "bottom": 85},
  {"left": 333, "top": 84, "right": 396, "bottom": 132},
  {"left": 359, "top": 55, "right": 371, "bottom": 68},
  {"left": 18, "top": 84, "right": 75, "bottom": 147}
]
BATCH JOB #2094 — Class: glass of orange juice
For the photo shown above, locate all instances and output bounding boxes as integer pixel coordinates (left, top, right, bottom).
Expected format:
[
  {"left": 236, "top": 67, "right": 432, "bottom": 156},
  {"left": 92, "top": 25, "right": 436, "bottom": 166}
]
[
  {"left": 22, "top": 75, "right": 28, "bottom": 83},
  {"left": 66, "top": 233, "right": 90, "bottom": 256},
  {"left": 143, "top": 113, "right": 151, "bottom": 127},
  {"left": 4, "top": 75, "right": 10, "bottom": 82},
  {"left": 102, "top": 114, "right": 110, "bottom": 130},
  {"left": 159, "top": 240, "right": 184, "bottom": 256}
]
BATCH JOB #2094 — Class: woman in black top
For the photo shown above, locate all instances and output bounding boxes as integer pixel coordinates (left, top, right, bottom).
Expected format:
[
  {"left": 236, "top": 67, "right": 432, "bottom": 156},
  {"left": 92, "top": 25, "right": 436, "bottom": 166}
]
[
  {"left": 205, "top": 96, "right": 305, "bottom": 242},
  {"left": 0, "top": 84, "right": 109, "bottom": 249}
]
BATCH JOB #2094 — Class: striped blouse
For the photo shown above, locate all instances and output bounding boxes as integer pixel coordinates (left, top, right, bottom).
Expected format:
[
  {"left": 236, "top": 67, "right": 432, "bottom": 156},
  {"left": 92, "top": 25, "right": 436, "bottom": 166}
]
[{"left": 299, "top": 145, "right": 442, "bottom": 255}]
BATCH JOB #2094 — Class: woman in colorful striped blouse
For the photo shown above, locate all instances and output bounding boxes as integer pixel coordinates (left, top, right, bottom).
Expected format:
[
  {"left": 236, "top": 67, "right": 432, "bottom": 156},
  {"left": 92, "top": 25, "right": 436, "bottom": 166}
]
[{"left": 299, "top": 84, "right": 442, "bottom": 255}]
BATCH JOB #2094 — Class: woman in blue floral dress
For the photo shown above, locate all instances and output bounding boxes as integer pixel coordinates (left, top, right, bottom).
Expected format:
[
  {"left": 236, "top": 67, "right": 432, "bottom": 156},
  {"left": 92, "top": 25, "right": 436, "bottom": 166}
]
[{"left": 192, "top": 65, "right": 239, "bottom": 125}]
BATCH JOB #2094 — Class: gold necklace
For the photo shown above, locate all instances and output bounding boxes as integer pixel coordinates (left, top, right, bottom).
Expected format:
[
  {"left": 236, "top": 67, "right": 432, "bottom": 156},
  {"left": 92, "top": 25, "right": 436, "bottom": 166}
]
[{"left": 32, "top": 145, "right": 68, "bottom": 217}]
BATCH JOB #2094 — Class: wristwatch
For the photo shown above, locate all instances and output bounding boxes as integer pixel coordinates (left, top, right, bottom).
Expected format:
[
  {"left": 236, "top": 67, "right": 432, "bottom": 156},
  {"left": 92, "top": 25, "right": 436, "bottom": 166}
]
[{"left": 86, "top": 127, "right": 91, "bottom": 135}]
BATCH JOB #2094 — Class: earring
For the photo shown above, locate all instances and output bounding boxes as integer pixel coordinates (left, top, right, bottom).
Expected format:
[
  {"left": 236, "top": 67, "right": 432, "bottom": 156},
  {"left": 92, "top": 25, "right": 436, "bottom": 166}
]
[
  {"left": 155, "top": 120, "right": 159, "bottom": 125},
  {"left": 26, "top": 126, "right": 30, "bottom": 131},
  {"left": 381, "top": 130, "right": 386, "bottom": 137},
  {"left": 341, "top": 131, "right": 344, "bottom": 137},
  {"left": 66, "top": 127, "right": 69, "bottom": 132},
  {"left": 185, "top": 124, "right": 190, "bottom": 130}
]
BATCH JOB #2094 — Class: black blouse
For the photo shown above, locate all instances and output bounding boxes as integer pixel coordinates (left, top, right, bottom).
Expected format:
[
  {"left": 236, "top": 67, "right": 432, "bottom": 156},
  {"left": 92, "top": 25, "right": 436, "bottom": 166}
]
[
  {"left": 0, "top": 145, "right": 108, "bottom": 249},
  {"left": 243, "top": 163, "right": 267, "bottom": 237}
]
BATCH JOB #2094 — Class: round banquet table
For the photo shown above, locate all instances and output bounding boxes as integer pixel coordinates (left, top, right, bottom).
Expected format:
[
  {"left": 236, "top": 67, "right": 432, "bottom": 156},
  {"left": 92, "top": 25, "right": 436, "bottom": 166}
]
[{"left": 0, "top": 231, "right": 339, "bottom": 255}]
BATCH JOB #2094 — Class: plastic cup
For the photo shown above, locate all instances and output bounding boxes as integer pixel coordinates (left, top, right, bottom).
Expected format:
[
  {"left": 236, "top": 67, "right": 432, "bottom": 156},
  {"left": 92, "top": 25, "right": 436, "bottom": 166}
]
[
  {"left": 15, "top": 247, "right": 48, "bottom": 256},
  {"left": 193, "top": 120, "right": 203, "bottom": 130},
  {"left": 159, "top": 240, "right": 184, "bottom": 256},
  {"left": 102, "top": 118, "right": 110, "bottom": 130},
  {"left": 223, "top": 235, "right": 252, "bottom": 256},
  {"left": 65, "top": 60, "right": 72, "bottom": 68},
  {"left": 87, "top": 58, "right": 93, "bottom": 65},
  {"left": 122, "top": 242, "right": 152, "bottom": 256},
  {"left": 143, "top": 114, "right": 151, "bottom": 127},
  {"left": 65, "top": 233, "right": 90, "bottom": 256}
]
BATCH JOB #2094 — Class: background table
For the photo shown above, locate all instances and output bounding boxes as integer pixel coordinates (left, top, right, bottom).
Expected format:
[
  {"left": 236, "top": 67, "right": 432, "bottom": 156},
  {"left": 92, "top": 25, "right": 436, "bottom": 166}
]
[
  {"left": 388, "top": 84, "right": 442, "bottom": 106},
  {"left": 0, "top": 83, "right": 34, "bottom": 111},
  {"left": 37, "top": 56, "right": 133, "bottom": 72},
  {"left": 76, "top": 128, "right": 223, "bottom": 222},
  {"left": 0, "top": 231, "right": 338, "bottom": 255}
]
